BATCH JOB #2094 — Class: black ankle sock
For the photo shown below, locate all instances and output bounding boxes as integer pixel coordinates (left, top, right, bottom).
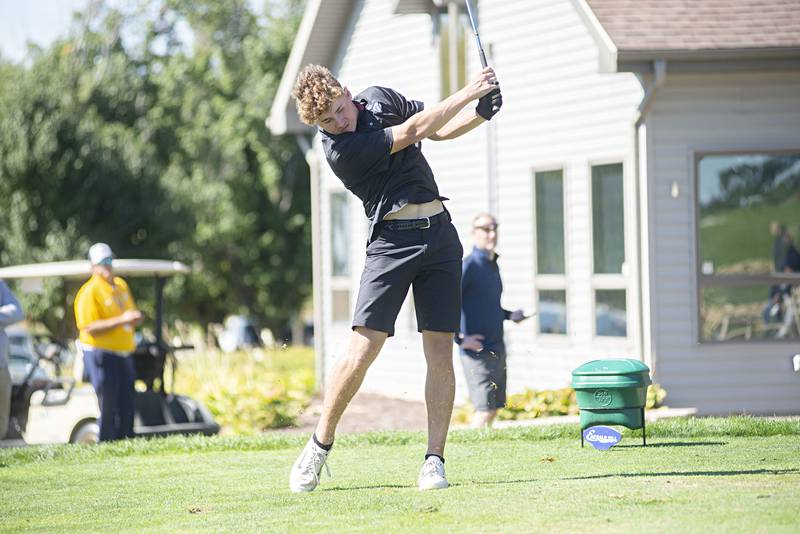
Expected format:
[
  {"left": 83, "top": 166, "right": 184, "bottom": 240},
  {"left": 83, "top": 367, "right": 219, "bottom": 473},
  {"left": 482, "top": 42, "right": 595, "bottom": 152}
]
[
  {"left": 425, "top": 453, "right": 444, "bottom": 464},
  {"left": 312, "top": 433, "right": 333, "bottom": 451}
]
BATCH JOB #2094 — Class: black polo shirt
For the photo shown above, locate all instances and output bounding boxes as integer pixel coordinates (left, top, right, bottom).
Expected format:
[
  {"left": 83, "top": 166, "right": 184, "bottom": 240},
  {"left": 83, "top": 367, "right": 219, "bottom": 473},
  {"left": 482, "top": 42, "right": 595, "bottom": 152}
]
[{"left": 320, "top": 86, "right": 447, "bottom": 244}]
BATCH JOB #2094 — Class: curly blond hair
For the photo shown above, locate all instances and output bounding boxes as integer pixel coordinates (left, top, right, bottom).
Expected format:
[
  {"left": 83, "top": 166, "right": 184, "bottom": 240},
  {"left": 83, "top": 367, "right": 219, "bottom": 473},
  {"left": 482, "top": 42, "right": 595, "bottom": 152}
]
[{"left": 292, "top": 64, "right": 344, "bottom": 125}]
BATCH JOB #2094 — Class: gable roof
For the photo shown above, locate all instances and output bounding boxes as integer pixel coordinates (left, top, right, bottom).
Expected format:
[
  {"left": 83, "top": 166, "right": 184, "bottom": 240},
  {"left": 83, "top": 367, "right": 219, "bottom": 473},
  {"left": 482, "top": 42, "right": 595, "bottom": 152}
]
[
  {"left": 267, "top": 0, "right": 446, "bottom": 136},
  {"left": 267, "top": 0, "right": 357, "bottom": 136},
  {"left": 573, "top": 0, "right": 800, "bottom": 72}
]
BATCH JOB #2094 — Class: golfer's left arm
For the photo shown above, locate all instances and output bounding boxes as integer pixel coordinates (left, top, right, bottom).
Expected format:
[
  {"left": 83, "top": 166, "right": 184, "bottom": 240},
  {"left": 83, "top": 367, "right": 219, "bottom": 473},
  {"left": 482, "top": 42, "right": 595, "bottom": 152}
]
[
  {"left": 429, "top": 87, "right": 502, "bottom": 141},
  {"left": 428, "top": 108, "right": 486, "bottom": 141}
]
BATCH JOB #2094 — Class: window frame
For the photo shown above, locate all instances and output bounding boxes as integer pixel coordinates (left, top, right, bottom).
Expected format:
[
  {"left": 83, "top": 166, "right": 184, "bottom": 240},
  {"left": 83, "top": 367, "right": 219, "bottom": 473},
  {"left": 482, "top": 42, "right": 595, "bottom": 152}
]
[
  {"left": 693, "top": 148, "right": 800, "bottom": 344},
  {"left": 588, "top": 158, "right": 631, "bottom": 340},
  {"left": 532, "top": 165, "right": 569, "bottom": 339}
]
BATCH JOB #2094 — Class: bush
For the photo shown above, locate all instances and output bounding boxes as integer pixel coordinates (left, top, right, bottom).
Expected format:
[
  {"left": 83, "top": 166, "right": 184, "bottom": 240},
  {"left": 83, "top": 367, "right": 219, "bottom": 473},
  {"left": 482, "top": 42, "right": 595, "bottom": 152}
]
[
  {"left": 453, "top": 384, "right": 667, "bottom": 423},
  {"left": 170, "top": 346, "right": 314, "bottom": 434}
]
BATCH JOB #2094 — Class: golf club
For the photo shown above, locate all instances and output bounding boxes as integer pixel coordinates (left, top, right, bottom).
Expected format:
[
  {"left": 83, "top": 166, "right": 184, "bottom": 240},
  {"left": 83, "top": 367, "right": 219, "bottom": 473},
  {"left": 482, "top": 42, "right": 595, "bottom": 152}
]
[
  {"left": 464, "top": 0, "right": 500, "bottom": 113},
  {"left": 464, "top": 0, "right": 488, "bottom": 69}
]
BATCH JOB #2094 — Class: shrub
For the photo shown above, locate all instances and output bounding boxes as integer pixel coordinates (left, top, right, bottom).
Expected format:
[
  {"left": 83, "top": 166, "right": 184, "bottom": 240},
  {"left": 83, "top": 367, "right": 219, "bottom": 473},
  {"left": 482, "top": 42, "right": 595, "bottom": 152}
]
[
  {"left": 453, "top": 384, "right": 667, "bottom": 423},
  {"left": 170, "top": 346, "right": 314, "bottom": 434}
]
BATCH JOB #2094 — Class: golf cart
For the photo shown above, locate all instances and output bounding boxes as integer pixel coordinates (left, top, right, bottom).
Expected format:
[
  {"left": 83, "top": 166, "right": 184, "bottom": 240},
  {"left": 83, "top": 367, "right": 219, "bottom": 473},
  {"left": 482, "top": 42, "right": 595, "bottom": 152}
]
[{"left": 0, "top": 260, "right": 219, "bottom": 444}]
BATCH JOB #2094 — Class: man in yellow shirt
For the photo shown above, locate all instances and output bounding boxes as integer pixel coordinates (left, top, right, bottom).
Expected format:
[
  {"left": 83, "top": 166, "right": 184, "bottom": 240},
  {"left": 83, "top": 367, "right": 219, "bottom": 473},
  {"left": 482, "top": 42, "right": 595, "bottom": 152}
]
[{"left": 75, "top": 243, "right": 143, "bottom": 441}]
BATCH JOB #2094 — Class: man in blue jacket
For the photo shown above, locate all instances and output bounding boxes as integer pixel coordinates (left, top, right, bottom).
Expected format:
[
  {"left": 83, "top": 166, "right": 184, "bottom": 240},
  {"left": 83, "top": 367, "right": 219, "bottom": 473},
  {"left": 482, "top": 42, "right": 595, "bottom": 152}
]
[
  {"left": 458, "top": 213, "right": 526, "bottom": 428},
  {"left": 0, "top": 279, "right": 25, "bottom": 439}
]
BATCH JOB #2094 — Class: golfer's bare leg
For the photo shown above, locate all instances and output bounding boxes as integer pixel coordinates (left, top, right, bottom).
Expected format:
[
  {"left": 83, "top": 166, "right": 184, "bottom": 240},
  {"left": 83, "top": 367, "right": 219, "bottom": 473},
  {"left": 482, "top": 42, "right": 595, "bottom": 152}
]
[
  {"left": 421, "top": 330, "right": 456, "bottom": 456},
  {"left": 471, "top": 408, "right": 497, "bottom": 429},
  {"left": 314, "top": 326, "right": 387, "bottom": 444}
]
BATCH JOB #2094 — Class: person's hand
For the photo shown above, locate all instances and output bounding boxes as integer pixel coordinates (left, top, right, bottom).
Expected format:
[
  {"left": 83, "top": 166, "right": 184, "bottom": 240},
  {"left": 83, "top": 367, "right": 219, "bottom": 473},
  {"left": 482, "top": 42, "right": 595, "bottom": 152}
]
[
  {"left": 476, "top": 88, "right": 502, "bottom": 120},
  {"left": 465, "top": 67, "right": 499, "bottom": 101},
  {"left": 462, "top": 334, "right": 485, "bottom": 352},
  {"left": 121, "top": 309, "right": 143, "bottom": 325},
  {"left": 509, "top": 309, "right": 526, "bottom": 323}
]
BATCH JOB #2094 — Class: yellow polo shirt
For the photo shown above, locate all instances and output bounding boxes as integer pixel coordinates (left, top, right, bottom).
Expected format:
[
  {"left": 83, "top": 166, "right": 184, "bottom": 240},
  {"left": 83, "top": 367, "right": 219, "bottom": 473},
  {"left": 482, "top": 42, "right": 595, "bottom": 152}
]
[{"left": 74, "top": 274, "right": 137, "bottom": 353}]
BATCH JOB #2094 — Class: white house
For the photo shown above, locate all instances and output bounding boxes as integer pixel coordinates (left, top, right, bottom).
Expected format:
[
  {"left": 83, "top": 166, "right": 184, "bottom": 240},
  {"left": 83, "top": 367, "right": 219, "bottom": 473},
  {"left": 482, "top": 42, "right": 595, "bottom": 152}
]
[{"left": 269, "top": 0, "right": 800, "bottom": 415}]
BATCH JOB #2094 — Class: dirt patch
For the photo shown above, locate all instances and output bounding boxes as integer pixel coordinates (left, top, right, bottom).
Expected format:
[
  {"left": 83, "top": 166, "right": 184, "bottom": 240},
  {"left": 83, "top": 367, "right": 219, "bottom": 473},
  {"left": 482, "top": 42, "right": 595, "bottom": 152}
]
[{"left": 281, "top": 392, "right": 429, "bottom": 434}]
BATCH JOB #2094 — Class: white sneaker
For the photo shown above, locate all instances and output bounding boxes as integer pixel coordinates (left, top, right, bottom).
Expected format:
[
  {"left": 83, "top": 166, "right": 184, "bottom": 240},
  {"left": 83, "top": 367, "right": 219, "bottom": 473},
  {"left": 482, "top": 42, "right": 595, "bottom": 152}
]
[
  {"left": 418, "top": 456, "right": 448, "bottom": 490},
  {"left": 289, "top": 438, "right": 331, "bottom": 492}
]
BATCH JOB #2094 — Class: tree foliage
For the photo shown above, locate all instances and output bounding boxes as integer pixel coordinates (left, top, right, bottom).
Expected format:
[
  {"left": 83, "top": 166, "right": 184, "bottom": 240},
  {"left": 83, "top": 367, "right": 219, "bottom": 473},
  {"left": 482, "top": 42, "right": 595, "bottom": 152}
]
[{"left": 0, "top": 0, "right": 310, "bottom": 337}]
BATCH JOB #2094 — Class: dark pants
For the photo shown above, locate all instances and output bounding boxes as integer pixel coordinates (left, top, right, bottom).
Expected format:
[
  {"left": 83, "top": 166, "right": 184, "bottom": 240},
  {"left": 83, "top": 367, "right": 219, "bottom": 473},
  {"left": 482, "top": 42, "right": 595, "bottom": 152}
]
[{"left": 84, "top": 348, "right": 136, "bottom": 441}]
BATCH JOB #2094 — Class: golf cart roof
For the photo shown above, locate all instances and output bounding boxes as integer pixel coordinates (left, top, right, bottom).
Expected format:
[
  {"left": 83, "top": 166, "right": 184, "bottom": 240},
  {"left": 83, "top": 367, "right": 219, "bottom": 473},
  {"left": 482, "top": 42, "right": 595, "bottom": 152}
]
[{"left": 0, "top": 260, "right": 191, "bottom": 280}]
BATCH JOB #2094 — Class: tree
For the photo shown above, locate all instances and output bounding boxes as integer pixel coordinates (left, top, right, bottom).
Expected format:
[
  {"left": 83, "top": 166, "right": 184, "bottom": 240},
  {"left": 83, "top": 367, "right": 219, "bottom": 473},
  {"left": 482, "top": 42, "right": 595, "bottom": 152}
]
[{"left": 0, "top": 0, "right": 310, "bottom": 339}]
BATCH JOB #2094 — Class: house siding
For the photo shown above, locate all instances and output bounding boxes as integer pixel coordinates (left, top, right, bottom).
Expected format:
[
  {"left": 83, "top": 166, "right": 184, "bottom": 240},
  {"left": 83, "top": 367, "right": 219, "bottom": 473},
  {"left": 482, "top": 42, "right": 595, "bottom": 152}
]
[{"left": 646, "top": 72, "right": 800, "bottom": 414}]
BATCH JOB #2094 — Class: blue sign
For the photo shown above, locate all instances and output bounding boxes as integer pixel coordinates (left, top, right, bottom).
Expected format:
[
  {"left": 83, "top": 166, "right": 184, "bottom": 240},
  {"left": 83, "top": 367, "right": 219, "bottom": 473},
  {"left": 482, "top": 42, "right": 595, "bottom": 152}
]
[{"left": 583, "top": 426, "right": 622, "bottom": 450}]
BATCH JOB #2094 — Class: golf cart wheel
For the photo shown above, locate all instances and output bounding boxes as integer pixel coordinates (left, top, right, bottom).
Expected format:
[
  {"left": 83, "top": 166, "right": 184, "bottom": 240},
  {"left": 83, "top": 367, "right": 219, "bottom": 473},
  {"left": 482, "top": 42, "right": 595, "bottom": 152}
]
[{"left": 70, "top": 420, "right": 99, "bottom": 444}]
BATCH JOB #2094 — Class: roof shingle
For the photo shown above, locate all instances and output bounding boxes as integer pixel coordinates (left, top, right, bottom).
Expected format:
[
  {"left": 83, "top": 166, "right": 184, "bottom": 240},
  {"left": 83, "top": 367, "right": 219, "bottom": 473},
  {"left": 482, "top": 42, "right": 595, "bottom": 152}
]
[{"left": 586, "top": 0, "right": 800, "bottom": 51}]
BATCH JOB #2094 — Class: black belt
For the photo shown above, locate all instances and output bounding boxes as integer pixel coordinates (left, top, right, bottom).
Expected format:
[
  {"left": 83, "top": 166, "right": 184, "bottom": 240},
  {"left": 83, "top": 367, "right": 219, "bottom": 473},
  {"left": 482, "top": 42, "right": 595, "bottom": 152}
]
[{"left": 382, "top": 210, "right": 449, "bottom": 231}]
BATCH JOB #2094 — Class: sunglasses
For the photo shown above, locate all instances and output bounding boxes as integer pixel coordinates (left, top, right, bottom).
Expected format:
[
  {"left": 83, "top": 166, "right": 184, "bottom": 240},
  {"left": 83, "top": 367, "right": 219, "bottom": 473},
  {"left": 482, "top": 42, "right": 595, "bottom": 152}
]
[{"left": 474, "top": 224, "right": 498, "bottom": 232}]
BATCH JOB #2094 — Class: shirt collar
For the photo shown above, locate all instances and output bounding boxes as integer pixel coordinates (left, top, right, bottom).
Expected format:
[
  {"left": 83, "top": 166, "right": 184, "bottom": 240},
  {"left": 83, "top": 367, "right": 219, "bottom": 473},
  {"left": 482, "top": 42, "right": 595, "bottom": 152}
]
[{"left": 473, "top": 246, "right": 499, "bottom": 262}]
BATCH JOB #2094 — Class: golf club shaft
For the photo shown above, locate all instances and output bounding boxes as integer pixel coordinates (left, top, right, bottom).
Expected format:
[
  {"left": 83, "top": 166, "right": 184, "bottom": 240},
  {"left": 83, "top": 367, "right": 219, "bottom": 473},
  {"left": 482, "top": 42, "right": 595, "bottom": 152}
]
[
  {"left": 464, "top": 0, "right": 488, "bottom": 68},
  {"left": 465, "top": 0, "right": 499, "bottom": 114}
]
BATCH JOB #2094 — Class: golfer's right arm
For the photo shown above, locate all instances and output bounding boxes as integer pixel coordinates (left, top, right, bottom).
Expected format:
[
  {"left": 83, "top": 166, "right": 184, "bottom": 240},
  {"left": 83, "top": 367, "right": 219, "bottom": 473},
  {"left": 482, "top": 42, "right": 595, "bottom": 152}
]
[{"left": 389, "top": 67, "right": 496, "bottom": 154}]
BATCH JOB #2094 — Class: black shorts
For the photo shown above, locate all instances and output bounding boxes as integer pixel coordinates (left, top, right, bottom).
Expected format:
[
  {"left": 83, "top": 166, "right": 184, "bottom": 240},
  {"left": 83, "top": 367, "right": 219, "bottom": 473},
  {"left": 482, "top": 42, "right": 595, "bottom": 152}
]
[
  {"left": 353, "top": 211, "right": 463, "bottom": 337},
  {"left": 460, "top": 349, "right": 507, "bottom": 411}
]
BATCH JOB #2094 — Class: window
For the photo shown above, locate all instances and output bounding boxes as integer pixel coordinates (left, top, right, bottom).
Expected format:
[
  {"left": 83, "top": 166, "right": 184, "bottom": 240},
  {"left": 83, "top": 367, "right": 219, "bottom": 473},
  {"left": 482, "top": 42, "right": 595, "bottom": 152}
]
[
  {"left": 697, "top": 153, "right": 800, "bottom": 341},
  {"left": 534, "top": 168, "right": 567, "bottom": 335},
  {"left": 330, "top": 192, "right": 349, "bottom": 277},
  {"left": 331, "top": 289, "right": 350, "bottom": 324},
  {"left": 536, "top": 170, "right": 565, "bottom": 274},
  {"left": 592, "top": 163, "right": 625, "bottom": 274},
  {"left": 591, "top": 163, "right": 628, "bottom": 338},
  {"left": 538, "top": 290, "right": 567, "bottom": 335},
  {"left": 596, "top": 289, "right": 627, "bottom": 337},
  {"left": 437, "top": 2, "right": 468, "bottom": 100},
  {"left": 330, "top": 192, "right": 351, "bottom": 323}
]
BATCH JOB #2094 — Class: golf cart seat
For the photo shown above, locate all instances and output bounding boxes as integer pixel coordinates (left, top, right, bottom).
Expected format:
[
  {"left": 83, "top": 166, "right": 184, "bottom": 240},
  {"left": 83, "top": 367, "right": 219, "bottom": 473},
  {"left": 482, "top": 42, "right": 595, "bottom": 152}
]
[
  {"left": 131, "top": 337, "right": 220, "bottom": 437},
  {"left": 134, "top": 390, "right": 220, "bottom": 437},
  {"left": 132, "top": 340, "right": 168, "bottom": 392}
]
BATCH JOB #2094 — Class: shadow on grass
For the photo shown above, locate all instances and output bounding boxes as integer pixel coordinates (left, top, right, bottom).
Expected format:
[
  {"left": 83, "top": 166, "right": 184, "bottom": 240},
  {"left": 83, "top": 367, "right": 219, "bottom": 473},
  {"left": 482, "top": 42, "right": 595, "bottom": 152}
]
[
  {"left": 567, "top": 468, "right": 799, "bottom": 480},
  {"left": 451, "top": 478, "right": 541, "bottom": 487},
  {"left": 614, "top": 441, "right": 727, "bottom": 448},
  {"left": 323, "top": 484, "right": 410, "bottom": 491},
  {"left": 323, "top": 478, "right": 544, "bottom": 491}
]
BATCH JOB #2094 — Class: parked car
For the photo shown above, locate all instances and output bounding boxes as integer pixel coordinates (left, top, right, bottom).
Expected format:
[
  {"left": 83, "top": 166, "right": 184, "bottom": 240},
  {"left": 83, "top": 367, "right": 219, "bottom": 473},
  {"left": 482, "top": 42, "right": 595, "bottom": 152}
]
[{"left": 218, "top": 315, "right": 262, "bottom": 353}]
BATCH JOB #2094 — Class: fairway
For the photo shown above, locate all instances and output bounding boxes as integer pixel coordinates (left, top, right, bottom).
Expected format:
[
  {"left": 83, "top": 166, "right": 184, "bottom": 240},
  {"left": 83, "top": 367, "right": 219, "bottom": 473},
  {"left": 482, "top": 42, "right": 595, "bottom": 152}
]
[{"left": 1, "top": 418, "right": 799, "bottom": 533}]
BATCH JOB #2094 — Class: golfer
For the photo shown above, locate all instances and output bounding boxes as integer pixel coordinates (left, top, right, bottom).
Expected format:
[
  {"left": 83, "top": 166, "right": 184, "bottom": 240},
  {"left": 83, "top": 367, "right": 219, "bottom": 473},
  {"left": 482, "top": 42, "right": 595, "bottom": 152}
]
[{"left": 289, "top": 64, "right": 502, "bottom": 492}]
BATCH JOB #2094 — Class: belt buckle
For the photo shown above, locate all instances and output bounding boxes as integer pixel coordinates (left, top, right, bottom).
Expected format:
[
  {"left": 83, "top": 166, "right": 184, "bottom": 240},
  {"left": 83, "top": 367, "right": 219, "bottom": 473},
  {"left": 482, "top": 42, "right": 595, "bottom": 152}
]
[{"left": 419, "top": 216, "right": 431, "bottom": 229}]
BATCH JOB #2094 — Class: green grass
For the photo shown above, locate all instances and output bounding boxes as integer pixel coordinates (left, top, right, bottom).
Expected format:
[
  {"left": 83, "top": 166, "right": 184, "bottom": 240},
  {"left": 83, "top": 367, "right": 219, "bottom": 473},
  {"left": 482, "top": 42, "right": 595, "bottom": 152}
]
[{"left": 2, "top": 417, "right": 799, "bottom": 533}]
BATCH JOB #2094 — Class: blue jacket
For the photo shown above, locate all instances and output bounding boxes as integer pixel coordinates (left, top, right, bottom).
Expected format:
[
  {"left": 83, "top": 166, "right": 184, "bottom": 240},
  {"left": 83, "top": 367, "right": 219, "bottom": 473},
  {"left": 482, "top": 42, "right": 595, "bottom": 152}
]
[
  {"left": 460, "top": 247, "right": 510, "bottom": 355},
  {"left": 0, "top": 280, "right": 25, "bottom": 368}
]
